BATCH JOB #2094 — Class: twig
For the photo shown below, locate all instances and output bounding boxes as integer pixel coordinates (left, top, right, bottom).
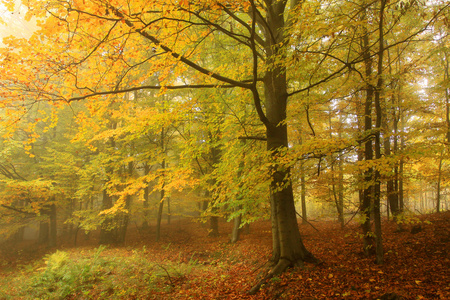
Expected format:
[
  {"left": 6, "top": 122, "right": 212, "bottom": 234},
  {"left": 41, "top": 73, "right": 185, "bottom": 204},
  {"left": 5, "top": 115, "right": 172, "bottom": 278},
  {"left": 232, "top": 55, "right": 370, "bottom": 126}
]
[
  {"left": 296, "top": 211, "right": 320, "bottom": 232},
  {"left": 344, "top": 207, "right": 361, "bottom": 227},
  {"left": 156, "top": 264, "right": 174, "bottom": 286}
]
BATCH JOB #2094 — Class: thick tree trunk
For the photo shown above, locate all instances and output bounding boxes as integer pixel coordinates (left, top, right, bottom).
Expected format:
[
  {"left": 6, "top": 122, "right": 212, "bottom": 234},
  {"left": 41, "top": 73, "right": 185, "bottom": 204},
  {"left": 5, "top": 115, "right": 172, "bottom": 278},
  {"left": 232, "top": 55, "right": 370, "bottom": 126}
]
[
  {"left": 248, "top": 1, "right": 316, "bottom": 294},
  {"left": 264, "top": 78, "right": 314, "bottom": 267},
  {"left": 209, "top": 216, "right": 219, "bottom": 237}
]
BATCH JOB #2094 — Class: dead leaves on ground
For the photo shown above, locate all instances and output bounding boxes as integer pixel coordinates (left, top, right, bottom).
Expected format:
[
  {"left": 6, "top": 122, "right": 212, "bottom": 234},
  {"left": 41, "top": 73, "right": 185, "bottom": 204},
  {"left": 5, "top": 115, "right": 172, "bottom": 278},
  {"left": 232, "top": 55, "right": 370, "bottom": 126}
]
[{"left": 1, "top": 212, "right": 449, "bottom": 299}]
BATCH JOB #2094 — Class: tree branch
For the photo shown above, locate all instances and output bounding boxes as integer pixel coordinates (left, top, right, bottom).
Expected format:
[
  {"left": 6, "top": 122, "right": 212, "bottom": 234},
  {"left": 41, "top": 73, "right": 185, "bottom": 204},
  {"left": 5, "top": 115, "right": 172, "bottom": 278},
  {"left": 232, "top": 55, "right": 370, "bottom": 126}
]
[
  {"left": 0, "top": 204, "right": 35, "bottom": 216},
  {"left": 107, "top": 5, "right": 252, "bottom": 90}
]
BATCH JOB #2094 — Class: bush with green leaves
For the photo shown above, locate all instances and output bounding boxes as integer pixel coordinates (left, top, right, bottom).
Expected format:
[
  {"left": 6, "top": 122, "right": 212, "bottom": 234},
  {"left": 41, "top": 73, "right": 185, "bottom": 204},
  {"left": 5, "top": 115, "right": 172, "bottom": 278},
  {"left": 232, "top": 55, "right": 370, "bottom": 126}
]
[{"left": 29, "top": 245, "right": 114, "bottom": 299}]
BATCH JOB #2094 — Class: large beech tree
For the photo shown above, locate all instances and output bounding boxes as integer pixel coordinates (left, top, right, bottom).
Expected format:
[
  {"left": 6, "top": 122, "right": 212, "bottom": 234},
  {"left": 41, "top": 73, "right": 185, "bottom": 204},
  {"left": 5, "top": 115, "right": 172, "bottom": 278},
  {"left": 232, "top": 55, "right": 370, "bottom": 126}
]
[{"left": 0, "top": 0, "right": 326, "bottom": 285}]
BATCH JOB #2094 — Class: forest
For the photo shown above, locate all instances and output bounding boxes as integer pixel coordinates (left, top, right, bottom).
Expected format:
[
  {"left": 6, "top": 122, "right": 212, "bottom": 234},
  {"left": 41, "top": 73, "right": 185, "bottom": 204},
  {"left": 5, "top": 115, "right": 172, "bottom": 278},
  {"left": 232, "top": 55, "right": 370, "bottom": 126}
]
[{"left": 0, "top": 0, "right": 448, "bottom": 299}]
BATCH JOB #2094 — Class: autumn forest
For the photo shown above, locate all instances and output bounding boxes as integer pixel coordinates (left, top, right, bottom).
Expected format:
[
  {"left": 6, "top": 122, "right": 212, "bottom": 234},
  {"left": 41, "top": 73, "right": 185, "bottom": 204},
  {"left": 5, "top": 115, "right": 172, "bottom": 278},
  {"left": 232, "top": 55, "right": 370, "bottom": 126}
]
[{"left": 0, "top": 0, "right": 448, "bottom": 299}]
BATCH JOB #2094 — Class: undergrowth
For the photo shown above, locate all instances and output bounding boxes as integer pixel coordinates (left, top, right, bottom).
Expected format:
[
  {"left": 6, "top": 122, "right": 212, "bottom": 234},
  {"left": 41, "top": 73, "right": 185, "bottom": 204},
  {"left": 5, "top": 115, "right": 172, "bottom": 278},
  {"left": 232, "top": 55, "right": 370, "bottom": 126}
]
[{"left": 0, "top": 245, "right": 202, "bottom": 299}]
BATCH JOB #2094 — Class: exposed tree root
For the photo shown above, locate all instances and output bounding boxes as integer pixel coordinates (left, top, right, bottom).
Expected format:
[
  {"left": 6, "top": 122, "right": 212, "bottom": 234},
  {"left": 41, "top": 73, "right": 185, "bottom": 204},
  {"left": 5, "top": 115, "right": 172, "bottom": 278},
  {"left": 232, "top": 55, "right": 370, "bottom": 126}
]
[
  {"left": 248, "top": 258, "right": 291, "bottom": 295},
  {"left": 248, "top": 252, "right": 321, "bottom": 295}
]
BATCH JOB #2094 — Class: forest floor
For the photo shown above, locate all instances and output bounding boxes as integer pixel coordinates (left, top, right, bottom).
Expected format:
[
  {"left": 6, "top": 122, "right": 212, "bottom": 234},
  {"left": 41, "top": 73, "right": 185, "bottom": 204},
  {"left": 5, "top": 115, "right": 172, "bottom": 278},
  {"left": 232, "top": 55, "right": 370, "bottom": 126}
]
[{"left": 0, "top": 211, "right": 448, "bottom": 300}]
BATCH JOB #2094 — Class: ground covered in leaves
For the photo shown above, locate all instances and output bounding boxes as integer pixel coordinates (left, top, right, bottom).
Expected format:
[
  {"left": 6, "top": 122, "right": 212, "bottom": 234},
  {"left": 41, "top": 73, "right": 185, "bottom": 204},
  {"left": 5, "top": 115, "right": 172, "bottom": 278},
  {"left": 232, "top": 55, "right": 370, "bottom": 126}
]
[{"left": 0, "top": 212, "right": 448, "bottom": 299}]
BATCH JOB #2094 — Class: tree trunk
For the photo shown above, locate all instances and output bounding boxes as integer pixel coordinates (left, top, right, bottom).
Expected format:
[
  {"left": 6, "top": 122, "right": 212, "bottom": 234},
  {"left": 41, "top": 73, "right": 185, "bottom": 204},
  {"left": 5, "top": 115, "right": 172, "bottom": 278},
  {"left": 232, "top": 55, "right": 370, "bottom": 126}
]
[
  {"left": 267, "top": 1, "right": 314, "bottom": 264},
  {"left": 444, "top": 49, "right": 450, "bottom": 148},
  {"left": 117, "top": 161, "right": 133, "bottom": 244},
  {"left": 338, "top": 157, "right": 345, "bottom": 228},
  {"left": 100, "top": 123, "right": 119, "bottom": 244},
  {"left": 156, "top": 189, "right": 165, "bottom": 242},
  {"left": 156, "top": 127, "right": 166, "bottom": 242},
  {"left": 207, "top": 131, "right": 221, "bottom": 237},
  {"left": 386, "top": 47, "right": 400, "bottom": 223},
  {"left": 48, "top": 203, "right": 57, "bottom": 248},
  {"left": 249, "top": 2, "right": 316, "bottom": 293},
  {"left": 99, "top": 189, "right": 115, "bottom": 244},
  {"left": 209, "top": 216, "right": 219, "bottom": 237},
  {"left": 167, "top": 197, "right": 171, "bottom": 224},
  {"left": 142, "top": 163, "right": 150, "bottom": 229},
  {"left": 373, "top": 0, "right": 386, "bottom": 265},
  {"left": 361, "top": 10, "right": 375, "bottom": 257},
  {"left": 13, "top": 227, "right": 24, "bottom": 244},
  {"left": 399, "top": 115, "right": 405, "bottom": 212},
  {"left": 230, "top": 210, "right": 242, "bottom": 243},
  {"left": 437, "top": 152, "right": 443, "bottom": 213},
  {"left": 38, "top": 220, "right": 49, "bottom": 245},
  {"left": 300, "top": 170, "right": 307, "bottom": 225}
]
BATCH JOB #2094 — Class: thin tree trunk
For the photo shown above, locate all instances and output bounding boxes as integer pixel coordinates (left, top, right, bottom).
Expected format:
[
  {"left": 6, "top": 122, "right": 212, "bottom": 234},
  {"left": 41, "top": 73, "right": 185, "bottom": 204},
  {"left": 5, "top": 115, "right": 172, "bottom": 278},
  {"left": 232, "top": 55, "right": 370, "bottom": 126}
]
[
  {"left": 167, "top": 197, "right": 171, "bottom": 224},
  {"left": 38, "top": 220, "right": 49, "bottom": 245},
  {"left": 300, "top": 170, "right": 307, "bottom": 225},
  {"left": 117, "top": 161, "right": 133, "bottom": 244},
  {"left": 373, "top": 0, "right": 386, "bottom": 265},
  {"left": 361, "top": 7, "right": 375, "bottom": 257},
  {"left": 156, "top": 188, "right": 165, "bottom": 242},
  {"left": 231, "top": 210, "right": 242, "bottom": 243},
  {"left": 142, "top": 163, "right": 150, "bottom": 229},
  {"left": 48, "top": 203, "right": 57, "bottom": 248},
  {"left": 337, "top": 158, "right": 345, "bottom": 228},
  {"left": 437, "top": 152, "right": 443, "bottom": 213},
  {"left": 207, "top": 131, "right": 221, "bottom": 237},
  {"left": 100, "top": 123, "right": 118, "bottom": 244},
  {"left": 399, "top": 105, "right": 405, "bottom": 211},
  {"left": 99, "top": 189, "right": 115, "bottom": 244},
  {"left": 156, "top": 127, "right": 166, "bottom": 242}
]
